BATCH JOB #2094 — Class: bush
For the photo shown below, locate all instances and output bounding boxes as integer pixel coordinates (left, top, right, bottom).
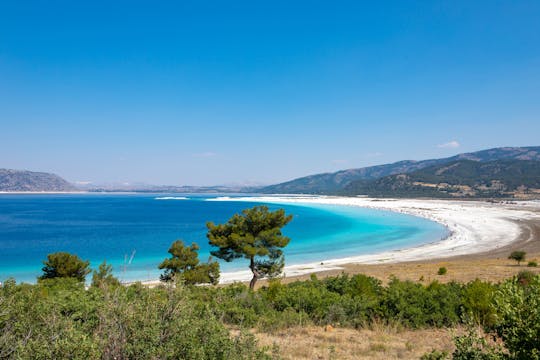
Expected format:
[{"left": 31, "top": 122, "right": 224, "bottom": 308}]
[
  {"left": 382, "top": 278, "right": 461, "bottom": 328},
  {"left": 322, "top": 273, "right": 382, "bottom": 299},
  {"left": 11, "top": 268, "right": 540, "bottom": 358},
  {"left": 0, "top": 279, "right": 270, "bottom": 359},
  {"left": 516, "top": 270, "right": 536, "bottom": 286},
  {"left": 213, "top": 284, "right": 265, "bottom": 328},
  {"left": 91, "top": 261, "right": 120, "bottom": 288},
  {"left": 461, "top": 279, "right": 497, "bottom": 327},
  {"left": 421, "top": 349, "right": 449, "bottom": 360},
  {"left": 452, "top": 324, "right": 505, "bottom": 360},
  {"left": 528, "top": 261, "right": 538, "bottom": 267},
  {"left": 492, "top": 273, "right": 540, "bottom": 359},
  {"left": 437, "top": 267, "right": 447, "bottom": 275},
  {"left": 265, "top": 279, "right": 343, "bottom": 324}
]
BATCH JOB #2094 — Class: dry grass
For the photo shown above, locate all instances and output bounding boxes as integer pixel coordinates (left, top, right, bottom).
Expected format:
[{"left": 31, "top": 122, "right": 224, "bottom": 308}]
[
  {"left": 255, "top": 323, "right": 457, "bottom": 359},
  {"left": 333, "top": 255, "right": 540, "bottom": 285},
  {"left": 255, "top": 253, "right": 540, "bottom": 288}
]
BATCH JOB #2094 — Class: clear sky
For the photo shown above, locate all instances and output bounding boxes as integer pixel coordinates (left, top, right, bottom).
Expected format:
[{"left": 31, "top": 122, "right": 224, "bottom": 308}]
[{"left": 1, "top": 1, "right": 539, "bottom": 186}]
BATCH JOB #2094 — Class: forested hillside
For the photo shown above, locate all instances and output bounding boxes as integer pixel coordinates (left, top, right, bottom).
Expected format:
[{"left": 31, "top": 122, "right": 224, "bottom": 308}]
[
  {"left": 260, "top": 146, "right": 540, "bottom": 195},
  {"left": 344, "top": 159, "right": 540, "bottom": 198}
]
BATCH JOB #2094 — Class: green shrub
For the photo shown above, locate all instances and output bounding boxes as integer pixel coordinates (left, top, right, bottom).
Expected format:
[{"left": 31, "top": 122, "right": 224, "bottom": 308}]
[
  {"left": 91, "top": 260, "right": 120, "bottom": 288},
  {"left": 461, "top": 279, "right": 497, "bottom": 326},
  {"left": 381, "top": 278, "right": 461, "bottom": 328},
  {"left": 0, "top": 279, "right": 269, "bottom": 359},
  {"left": 11, "top": 268, "right": 540, "bottom": 358},
  {"left": 492, "top": 273, "right": 540, "bottom": 359},
  {"left": 424, "top": 281, "right": 462, "bottom": 327},
  {"left": 516, "top": 270, "right": 536, "bottom": 286},
  {"left": 437, "top": 267, "right": 447, "bottom": 275},
  {"left": 266, "top": 279, "right": 342, "bottom": 324},
  {"left": 452, "top": 324, "right": 505, "bottom": 360},
  {"left": 322, "top": 273, "right": 382, "bottom": 299},
  {"left": 421, "top": 349, "right": 449, "bottom": 360},
  {"left": 213, "top": 284, "right": 265, "bottom": 327},
  {"left": 528, "top": 261, "right": 538, "bottom": 267}
]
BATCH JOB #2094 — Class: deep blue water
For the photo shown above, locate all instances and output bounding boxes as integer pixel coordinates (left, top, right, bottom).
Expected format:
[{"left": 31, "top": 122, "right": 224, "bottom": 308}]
[{"left": 0, "top": 194, "right": 448, "bottom": 283}]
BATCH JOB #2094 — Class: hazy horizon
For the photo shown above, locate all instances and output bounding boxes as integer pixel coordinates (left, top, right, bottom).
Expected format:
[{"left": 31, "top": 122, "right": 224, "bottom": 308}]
[
  {"left": 4, "top": 144, "right": 539, "bottom": 188},
  {"left": 2, "top": 2, "right": 539, "bottom": 186}
]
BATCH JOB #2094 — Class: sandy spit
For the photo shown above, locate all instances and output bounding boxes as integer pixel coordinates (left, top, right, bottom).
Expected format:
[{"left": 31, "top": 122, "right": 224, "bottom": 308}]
[{"left": 207, "top": 196, "right": 540, "bottom": 284}]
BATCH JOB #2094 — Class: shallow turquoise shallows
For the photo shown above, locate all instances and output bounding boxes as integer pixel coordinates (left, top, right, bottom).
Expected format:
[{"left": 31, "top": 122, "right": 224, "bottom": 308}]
[{"left": 0, "top": 194, "right": 448, "bottom": 283}]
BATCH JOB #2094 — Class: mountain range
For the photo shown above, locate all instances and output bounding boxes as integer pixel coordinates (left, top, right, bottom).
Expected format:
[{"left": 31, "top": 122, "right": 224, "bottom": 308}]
[
  {"left": 2, "top": 146, "right": 540, "bottom": 197},
  {"left": 343, "top": 159, "right": 540, "bottom": 198},
  {"left": 0, "top": 169, "right": 76, "bottom": 192},
  {"left": 0, "top": 170, "right": 258, "bottom": 193},
  {"left": 260, "top": 146, "right": 540, "bottom": 194}
]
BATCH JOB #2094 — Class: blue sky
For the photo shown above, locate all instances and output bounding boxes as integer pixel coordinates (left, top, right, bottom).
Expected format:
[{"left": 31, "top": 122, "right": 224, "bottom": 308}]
[{"left": 1, "top": 1, "right": 539, "bottom": 186}]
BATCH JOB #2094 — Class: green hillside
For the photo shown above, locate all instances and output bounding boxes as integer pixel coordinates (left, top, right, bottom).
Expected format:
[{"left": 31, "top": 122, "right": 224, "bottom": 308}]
[
  {"left": 343, "top": 159, "right": 540, "bottom": 198},
  {"left": 260, "top": 146, "right": 540, "bottom": 194}
]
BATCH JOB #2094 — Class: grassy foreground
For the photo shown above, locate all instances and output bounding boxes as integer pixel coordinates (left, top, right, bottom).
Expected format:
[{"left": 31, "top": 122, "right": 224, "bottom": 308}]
[
  {"left": 1, "top": 268, "right": 540, "bottom": 359},
  {"left": 254, "top": 324, "right": 455, "bottom": 359}
]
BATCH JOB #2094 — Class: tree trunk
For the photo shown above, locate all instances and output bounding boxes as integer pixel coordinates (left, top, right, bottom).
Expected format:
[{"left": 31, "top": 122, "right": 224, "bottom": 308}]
[
  {"left": 249, "top": 257, "right": 258, "bottom": 290},
  {"left": 249, "top": 274, "right": 257, "bottom": 290}
]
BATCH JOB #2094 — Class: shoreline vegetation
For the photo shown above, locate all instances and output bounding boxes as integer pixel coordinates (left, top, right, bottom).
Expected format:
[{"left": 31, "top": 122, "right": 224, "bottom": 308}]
[{"left": 2, "top": 199, "right": 540, "bottom": 358}]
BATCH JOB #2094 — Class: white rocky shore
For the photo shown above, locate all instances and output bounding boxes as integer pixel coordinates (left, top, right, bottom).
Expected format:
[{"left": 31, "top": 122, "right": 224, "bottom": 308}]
[{"left": 210, "top": 196, "right": 540, "bottom": 284}]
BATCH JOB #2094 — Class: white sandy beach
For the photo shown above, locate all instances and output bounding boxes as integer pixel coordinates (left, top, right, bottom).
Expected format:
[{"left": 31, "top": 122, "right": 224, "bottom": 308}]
[{"left": 208, "top": 196, "right": 540, "bottom": 284}]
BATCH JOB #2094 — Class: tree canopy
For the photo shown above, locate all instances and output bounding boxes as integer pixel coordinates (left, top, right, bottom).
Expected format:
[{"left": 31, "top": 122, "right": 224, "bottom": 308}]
[
  {"left": 207, "top": 205, "right": 292, "bottom": 289},
  {"left": 91, "top": 260, "right": 120, "bottom": 288},
  {"left": 509, "top": 250, "right": 526, "bottom": 265},
  {"left": 158, "top": 240, "right": 220, "bottom": 285},
  {"left": 39, "top": 252, "right": 91, "bottom": 282}
]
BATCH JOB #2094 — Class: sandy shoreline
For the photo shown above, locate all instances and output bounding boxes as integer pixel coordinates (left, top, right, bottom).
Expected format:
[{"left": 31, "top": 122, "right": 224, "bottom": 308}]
[{"left": 202, "top": 196, "right": 540, "bottom": 284}]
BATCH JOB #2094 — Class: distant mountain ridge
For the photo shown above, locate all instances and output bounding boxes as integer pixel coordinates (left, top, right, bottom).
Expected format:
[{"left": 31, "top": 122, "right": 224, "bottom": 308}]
[
  {"left": 0, "top": 169, "right": 261, "bottom": 193},
  {"left": 344, "top": 159, "right": 540, "bottom": 198},
  {"left": 0, "top": 169, "right": 76, "bottom": 192},
  {"left": 260, "top": 146, "right": 540, "bottom": 194},
  {"left": 85, "top": 184, "right": 259, "bottom": 193},
  {"left": 4, "top": 146, "right": 540, "bottom": 196}
]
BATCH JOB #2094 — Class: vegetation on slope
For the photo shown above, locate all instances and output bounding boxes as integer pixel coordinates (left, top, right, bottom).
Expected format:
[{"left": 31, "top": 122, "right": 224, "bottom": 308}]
[
  {"left": 260, "top": 146, "right": 540, "bottom": 194},
  {"left": 0, "top": 278, "right": 266, "bottom": 359},
  {"left": 1, "top": 271, "right": 540, "bottom": 359},
  {"left": 344, "top": 159, "right": 540, "bottom": 198}
]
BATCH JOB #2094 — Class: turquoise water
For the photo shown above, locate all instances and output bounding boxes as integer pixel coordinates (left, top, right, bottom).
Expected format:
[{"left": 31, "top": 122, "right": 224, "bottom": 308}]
[{"left": 0, "top": 194, "right": 448, "bottom": 283}]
